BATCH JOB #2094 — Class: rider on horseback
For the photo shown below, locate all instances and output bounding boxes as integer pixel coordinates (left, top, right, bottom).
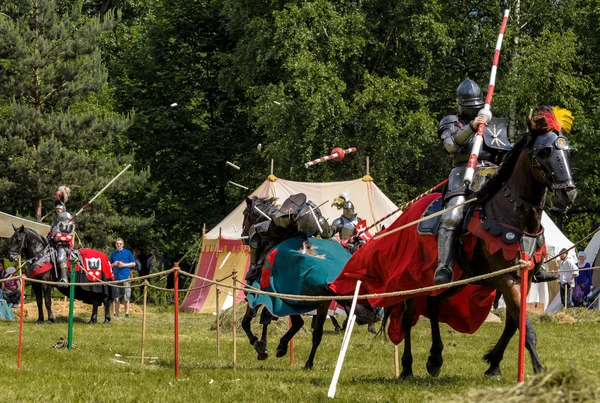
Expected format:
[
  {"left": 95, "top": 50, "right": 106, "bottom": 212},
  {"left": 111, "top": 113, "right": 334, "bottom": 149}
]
[
  {"left": 330, "top": 193, "right": 365, "bottom": 253},
  {"left": 246, "top": 193, "right": 331, "bottom": 286},
  {"left": 434, "top": 79, "right": 557, "bottom": 285},
  {"left": 48, "top": 186, "right": 74, "bottom": 285}
]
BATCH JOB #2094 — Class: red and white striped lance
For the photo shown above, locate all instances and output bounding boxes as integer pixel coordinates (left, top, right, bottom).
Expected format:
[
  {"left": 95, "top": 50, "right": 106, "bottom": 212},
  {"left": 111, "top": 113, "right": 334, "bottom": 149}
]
[
  {"left": 463, "top": 9, "right": 510, "bottom": 185},
  {"left": 352, "top": 179, "right": 449, "bottom": 241},
  {"left": 304, "top": 147, "right": 356, "bottom": 168}
]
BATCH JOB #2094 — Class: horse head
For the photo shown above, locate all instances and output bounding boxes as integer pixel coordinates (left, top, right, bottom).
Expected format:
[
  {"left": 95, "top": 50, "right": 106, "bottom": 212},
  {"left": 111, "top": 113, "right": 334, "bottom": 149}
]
[
  {"left": 9, "top": 225, "right": 47, "bottom": 261},
  {"left": 527, "top": 106, "right": 577, "bottom": 210},
  {"left": 241, "top": 196, "right": 278, "bottom": 245}
]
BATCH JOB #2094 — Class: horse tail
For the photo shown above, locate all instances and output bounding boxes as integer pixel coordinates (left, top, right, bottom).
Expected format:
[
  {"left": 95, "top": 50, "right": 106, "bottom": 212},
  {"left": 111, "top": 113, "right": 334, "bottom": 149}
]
[{"left": 376, "top": 307, "right": 392, "bottom": 340}]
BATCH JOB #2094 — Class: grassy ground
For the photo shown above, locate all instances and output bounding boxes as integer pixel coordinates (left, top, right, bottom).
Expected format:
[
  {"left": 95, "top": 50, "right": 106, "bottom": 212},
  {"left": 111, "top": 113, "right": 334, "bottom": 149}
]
[{"left": 1, "top": 302, "right": 599, "bottom": 402}]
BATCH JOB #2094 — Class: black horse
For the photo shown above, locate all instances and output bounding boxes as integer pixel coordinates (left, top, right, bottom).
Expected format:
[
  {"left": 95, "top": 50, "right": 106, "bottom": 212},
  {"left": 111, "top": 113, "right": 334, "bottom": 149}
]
[
  {"left": 336, "top": 108, "right": 577, "bottom": 379},
  {"left": 241, "top": 196, "right": 379, "bottom": 368},
  {"left": 8, "top": 225, "right": 112, "bottom": 324}
]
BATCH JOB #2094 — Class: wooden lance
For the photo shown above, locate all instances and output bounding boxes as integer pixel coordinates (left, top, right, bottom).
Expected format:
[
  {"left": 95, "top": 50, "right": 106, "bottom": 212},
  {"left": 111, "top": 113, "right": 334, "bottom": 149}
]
[
  {"left": 71, "top": 164, "right": 132, "bottom": 221},
  {"left": 305, "top": 147, "right": 356, "bottom": 168},
  {"left": 463, "top": 10, "right": 509, "bottom": 185}
]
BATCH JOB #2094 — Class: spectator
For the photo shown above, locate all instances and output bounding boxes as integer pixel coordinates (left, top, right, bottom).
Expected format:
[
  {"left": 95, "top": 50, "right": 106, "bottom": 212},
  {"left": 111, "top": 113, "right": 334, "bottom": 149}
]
[
  {"left": 0, "top": 261, "right": 5, "bottom": 279},
  {"left": 575, "top": 251, "right": 592, "bottom": 302},
  {"left": 0, "top": 288, "right": 15, "bottom": 320},
  {"left": 109, "top": 238, "right": 136, "bottom": 318},
  {"left": 147, "top": 248, "right": 165, "bottom": 273},
  {"left": 2, "top": 267, "right": 21, "bottom": 308},
  {"left": 558, "top": 249, "right": 578, "bottom": 308}
]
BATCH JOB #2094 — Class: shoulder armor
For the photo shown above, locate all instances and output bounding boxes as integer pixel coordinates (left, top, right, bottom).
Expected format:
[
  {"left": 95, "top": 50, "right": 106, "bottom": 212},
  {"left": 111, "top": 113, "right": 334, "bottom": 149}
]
[{"left": 440, "top": 115, "right": 459, "bottom": 126}]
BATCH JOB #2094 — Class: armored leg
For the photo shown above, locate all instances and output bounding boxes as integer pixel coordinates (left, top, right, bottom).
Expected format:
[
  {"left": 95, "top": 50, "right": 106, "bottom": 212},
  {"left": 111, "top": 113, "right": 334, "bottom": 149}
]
[
  {"left": 57, "top": 247, "right": 68, "bottom": 286},
  {"left": 434, "top": 196, "right": 465, "bottom": 285}
]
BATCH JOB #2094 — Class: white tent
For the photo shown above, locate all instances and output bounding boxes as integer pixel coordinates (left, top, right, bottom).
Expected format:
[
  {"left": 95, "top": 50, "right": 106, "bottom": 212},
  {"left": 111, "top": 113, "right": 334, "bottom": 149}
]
[
  {"left": 182, "top": 174, "right": 402, "bottom": 313},
  {"left": 0, "top": 211, "right": 50, "bottom": 239}
]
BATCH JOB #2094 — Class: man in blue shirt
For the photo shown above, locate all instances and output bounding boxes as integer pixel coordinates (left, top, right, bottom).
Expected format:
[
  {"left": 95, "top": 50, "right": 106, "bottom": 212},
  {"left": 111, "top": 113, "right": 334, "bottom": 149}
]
[{"left": 109, "top": 238, "right": 136, "bottom": 318}]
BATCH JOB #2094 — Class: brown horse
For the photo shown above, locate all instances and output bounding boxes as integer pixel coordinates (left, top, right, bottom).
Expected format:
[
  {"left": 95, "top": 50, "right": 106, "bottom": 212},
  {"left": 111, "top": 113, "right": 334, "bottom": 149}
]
[{"left": 332, "top": 109, "right": 577, "bottom": 378}]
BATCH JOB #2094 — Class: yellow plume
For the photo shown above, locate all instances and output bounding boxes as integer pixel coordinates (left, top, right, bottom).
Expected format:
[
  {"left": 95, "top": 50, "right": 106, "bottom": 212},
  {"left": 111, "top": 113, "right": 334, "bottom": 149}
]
[{"left": 552, "top": 106, "right": 574, "bottom": 135}]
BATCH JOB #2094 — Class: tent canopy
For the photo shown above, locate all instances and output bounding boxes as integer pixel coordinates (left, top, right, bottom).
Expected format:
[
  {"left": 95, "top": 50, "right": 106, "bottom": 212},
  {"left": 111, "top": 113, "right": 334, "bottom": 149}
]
[
  {"left": 0, "top": 211, "right": 50, "bottom": 239},
  {"left": 206, "top": 176, "right": 400, "bottom": 240}
]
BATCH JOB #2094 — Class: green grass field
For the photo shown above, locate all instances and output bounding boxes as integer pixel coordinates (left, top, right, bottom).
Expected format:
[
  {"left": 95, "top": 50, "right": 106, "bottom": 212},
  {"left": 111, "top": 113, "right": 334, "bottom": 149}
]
[{"left": 1, "top": 302, "right": 598, "bottom": 402}]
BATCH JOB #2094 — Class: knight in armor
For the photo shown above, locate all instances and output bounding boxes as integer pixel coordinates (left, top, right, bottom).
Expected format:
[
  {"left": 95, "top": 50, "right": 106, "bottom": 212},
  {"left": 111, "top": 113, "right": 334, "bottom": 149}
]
[
  {"left": 48, "top": 186, "right": 74, "bottom": 285},
  {"left": 330, "top": 193, "right": 364, "bottom": 253},
  {"left": 245, "top": 194, "right": 332, "bottom": 286},
  {"left": 434, "top": 79, "right": 556, "bottom": 285}
]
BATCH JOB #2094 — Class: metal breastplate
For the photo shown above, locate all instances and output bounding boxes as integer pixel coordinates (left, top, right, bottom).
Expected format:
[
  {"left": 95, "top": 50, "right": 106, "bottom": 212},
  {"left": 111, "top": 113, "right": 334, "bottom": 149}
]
[{"left": 338, "top": 216, "right": 360, "bottom": 239}]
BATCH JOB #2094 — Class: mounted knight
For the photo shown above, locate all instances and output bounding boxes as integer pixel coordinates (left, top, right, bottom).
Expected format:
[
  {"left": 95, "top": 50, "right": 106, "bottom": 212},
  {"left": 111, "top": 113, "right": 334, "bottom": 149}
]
[
  {"left": 48, "top": 186, "right": 75, "bottom": 284},
  {"left": 244, "top": 193, "right": 332, "bottom": 285},
  {"left": 434, "top": 79, "right": 556, "bottom": 285},
  {"left": 330, "top": 193, "right": 368, "bottom": 253}
]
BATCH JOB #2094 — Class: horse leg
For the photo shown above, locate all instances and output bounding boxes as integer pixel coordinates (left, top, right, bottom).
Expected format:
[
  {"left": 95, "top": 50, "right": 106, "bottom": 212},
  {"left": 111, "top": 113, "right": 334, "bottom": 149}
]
[
  {"left": 330, "top": 315, "right": 342, "bottom": 333},
  {"left": 276, "top": 315, "right": 304, "bottom": 359},
  {"left": 241, "top": 305, "right": 259, "bottom": 346},
  {"left": 426, "top": 296, "right": 444, "bottom": 377},
  {"left": 400, "top": 299, "right": 417, "bottom": 379},
  {"left": 44, "top": 284, "right": 54, "bottom": 324},
  {"left": 33, "top": 283, "right": 44, "bottom": 324},
  {"left": 103, "top": 296, "right": 111, "bottom": 324},
  {"left": 89, "top": 297, "right": 98, "bottom": 324},
  {"left": 304, "top": 301, "right": 328, "bottom": 369}
]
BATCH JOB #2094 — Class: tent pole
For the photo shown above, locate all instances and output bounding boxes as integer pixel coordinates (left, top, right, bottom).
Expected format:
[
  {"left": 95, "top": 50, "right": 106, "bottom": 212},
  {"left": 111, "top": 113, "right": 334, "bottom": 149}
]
[
  {"left": 366, "top": 156, "right": 370, "bottom": 176},
  {"left": 270, "top": 159, "right": 274, "bottom": 176},
  {"left": 216, "top": 288, "right": 221, "bottom": 355},
  {"left": 141, "top": 281, "right": 148, "bottom": 366}
]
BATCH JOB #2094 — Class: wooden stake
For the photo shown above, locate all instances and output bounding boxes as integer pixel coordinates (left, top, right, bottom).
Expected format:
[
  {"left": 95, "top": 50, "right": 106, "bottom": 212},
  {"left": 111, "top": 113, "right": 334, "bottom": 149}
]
[
  {"left": 232, "top": 269, "right": 238, "bottom": 369},
  {"left": 141, "top": 281, "right": 148, "bottom": 366},
  {"left": 216, "top": 288, "right": 221, "bottom": 356},
  {"left": 394, "top": 345, "right": 400, "bottom": 378}
]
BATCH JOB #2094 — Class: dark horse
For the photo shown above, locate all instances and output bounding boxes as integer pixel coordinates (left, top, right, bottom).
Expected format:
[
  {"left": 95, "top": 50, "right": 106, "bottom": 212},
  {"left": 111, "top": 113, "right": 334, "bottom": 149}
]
[
  {"left": 241, "top": 196, "right": 380, "bottom": 368},
  {"left": 332, "top": 107, "right": 577, "bottom": 378},
  {"left": 8, "top": 225, "right": 112, "bottom": 324}
]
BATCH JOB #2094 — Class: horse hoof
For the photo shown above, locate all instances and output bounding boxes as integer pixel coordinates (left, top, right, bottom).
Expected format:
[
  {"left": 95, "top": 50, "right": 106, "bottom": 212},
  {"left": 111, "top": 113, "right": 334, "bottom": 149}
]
[
  {"left": 254, "top": 339, "right": 269, "bottom": 360},
  {"left": 88, "top": 320, "right": 97, "bottom": 325},
  {"left": 276, "top": 344, "right": 288, "bottom": 358},
  {"left": 334, "top": 326, "right": 342, "bottom": 333},
  {"left": 399, "top": 370, "right": 413, "bottom": 380},
  {"left": 426, "top": 360, "right": 442, "bottom": 377},
  {"left": 304, "top": 362, "right": 314, "bottom": 370},
  {"left": 368, "top": 324, "right": 377, "bottom": 335},
  {"left": 104, "top": 318, "right": 111, "bottom": 324},
  {"left": 45, "top": 320, "right": 54, "bottom": 325},
  {"left": 484, "top": 367, "right": 502, "bottom": 379}
]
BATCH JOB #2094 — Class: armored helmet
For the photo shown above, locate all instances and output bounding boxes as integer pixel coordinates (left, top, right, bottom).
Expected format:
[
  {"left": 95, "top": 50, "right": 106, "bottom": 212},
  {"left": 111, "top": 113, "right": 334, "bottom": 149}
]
[
  {"left": 55, "top": 203, "right": 66, "bottom": 213},
  {"left": 456, "top": 79, "right": 484, "bottom": 120},
  {"left": 342, "top": 201, "right": 357, "bottom": 220}
]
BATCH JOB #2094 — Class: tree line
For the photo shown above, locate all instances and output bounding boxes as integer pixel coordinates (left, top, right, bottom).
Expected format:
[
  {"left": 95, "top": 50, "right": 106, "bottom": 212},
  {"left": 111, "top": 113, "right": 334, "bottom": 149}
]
[{"left": 1, "top": 0, "right": 599, "bottom": 264}]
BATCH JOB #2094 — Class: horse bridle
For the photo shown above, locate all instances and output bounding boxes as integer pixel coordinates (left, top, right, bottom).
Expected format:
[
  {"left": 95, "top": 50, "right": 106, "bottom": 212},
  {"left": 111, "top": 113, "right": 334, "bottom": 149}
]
[{"left": 529, "top": 131, "right": 573, "bottom": 189}]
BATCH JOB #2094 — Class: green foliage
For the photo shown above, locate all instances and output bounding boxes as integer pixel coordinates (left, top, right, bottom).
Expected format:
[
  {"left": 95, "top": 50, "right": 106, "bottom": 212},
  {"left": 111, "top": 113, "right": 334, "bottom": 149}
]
[{"left": 0, "top": 0, "right": 150, "bottom": 249}]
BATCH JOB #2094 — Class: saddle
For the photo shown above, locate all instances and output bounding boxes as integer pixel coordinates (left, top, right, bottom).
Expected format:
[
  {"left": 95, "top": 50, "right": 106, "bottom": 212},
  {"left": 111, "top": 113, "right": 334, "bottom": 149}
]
[{"left": 417, "top": 195, "right": 475, "bottom": 236}]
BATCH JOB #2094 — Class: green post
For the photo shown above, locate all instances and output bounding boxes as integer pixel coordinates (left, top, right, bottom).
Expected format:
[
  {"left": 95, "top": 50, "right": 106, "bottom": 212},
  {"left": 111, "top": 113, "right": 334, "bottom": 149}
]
[{"left": 68, "top": 261, "right": 76, "bottom": 350}]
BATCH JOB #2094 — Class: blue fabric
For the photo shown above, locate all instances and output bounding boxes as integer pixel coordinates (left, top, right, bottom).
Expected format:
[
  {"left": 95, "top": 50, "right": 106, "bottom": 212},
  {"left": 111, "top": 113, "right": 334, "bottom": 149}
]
[
  {"left": 246, "top": 237, "right": 351, "bottom": 317},
  {"left": 0, "top": 290, "right": 14, "bottom": 321},
  {"left": 576, "top": 262, "right": 593, "bottom": 297},
  {"left": 109, "top": 248, "right": 135, "bottom": 280}
]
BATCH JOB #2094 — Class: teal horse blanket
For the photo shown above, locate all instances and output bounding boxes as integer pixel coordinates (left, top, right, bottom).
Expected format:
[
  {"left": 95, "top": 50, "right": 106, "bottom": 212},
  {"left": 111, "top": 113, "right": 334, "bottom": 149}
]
[{"left": 246, "top": 237, "right": 351, "bottom": 317}]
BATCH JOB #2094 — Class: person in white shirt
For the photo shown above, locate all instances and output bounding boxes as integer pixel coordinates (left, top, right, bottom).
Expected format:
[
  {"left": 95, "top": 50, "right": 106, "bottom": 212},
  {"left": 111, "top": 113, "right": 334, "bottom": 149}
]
[{"left": 558, "top": 248, "right": 579, "bottom": 308}]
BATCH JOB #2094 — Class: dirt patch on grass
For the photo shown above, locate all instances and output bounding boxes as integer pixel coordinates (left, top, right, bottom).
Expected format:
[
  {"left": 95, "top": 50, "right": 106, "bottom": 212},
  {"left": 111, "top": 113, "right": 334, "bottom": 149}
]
[
  {"left": 446, "top": 368, "right": 600, "bottom": 402},
  {"left": 493, "top": 308, "right": 600, "bottom": 324},
  {"left": 12, "top": 299, "right": 144, "bottom": 319}
]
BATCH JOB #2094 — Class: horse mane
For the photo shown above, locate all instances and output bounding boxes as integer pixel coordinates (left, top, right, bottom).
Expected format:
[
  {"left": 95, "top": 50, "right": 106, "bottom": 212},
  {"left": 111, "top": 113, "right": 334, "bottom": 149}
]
[
  {"left": 473, "top": 132, "right": 536, "bottom": 204},
  {"left": 23, "top": 227, "right": 48, "bottom": 245},
  {"left": 247, "top": 196, "right": 279, "bottom": 216}
]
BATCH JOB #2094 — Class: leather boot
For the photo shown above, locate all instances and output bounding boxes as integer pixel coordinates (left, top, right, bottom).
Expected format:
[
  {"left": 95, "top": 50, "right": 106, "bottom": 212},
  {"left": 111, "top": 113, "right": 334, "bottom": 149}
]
[{"left": 433, "top": 227, "right": 456, "bottom": 285}]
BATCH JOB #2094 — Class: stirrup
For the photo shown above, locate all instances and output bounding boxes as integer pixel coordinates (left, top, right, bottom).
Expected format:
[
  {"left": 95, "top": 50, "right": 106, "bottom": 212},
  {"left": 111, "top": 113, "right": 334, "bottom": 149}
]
[
  {"left": 532, "top": 269, "right": 558, "bottom": 283},
  {"left": 433, "top": 266, "right": 454, "bottom": 285}
]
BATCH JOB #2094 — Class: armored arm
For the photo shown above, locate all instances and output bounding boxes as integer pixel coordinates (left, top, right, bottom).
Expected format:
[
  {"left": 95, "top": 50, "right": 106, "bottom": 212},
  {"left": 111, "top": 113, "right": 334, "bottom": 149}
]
[{"left": 439, "top": 115, "right": 475, "bottom": 154}]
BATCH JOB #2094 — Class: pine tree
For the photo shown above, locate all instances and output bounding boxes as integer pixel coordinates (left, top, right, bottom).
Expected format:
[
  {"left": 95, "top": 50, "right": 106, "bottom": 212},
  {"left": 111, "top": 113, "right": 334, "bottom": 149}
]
[{"left": 0, "top": 0, "right": 149, "bottom": 248}]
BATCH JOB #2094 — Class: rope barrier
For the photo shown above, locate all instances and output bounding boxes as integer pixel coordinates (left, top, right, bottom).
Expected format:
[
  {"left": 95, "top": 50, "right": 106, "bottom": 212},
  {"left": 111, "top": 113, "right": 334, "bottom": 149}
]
[{"left": 178, "top": 260, "right": 531, "bottom": 302}]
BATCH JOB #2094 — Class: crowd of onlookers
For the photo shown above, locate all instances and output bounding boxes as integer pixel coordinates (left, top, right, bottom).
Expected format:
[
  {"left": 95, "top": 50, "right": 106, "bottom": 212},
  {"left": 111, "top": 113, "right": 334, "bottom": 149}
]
[{"left": 558, "top": 249, "right": 597, "bottom": 309}]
